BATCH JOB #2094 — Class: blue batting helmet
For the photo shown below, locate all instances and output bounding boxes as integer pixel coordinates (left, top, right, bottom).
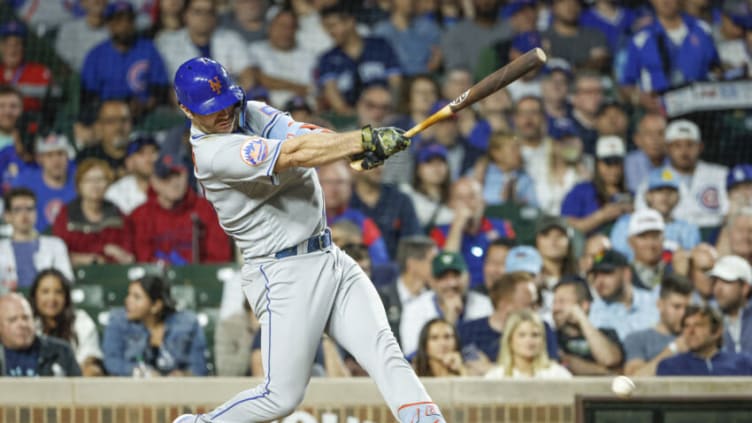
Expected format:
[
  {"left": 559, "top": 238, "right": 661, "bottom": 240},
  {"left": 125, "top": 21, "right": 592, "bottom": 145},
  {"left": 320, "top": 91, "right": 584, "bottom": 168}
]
[{"left": 174, "top": 57, "right": 244, "bottom": 116}]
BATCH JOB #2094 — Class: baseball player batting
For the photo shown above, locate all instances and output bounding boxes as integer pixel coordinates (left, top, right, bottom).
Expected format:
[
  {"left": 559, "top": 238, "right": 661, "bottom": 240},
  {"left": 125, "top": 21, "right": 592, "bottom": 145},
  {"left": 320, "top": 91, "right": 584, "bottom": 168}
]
[{"left": 171, "top": 58, "right": 445, "bottom": 423}]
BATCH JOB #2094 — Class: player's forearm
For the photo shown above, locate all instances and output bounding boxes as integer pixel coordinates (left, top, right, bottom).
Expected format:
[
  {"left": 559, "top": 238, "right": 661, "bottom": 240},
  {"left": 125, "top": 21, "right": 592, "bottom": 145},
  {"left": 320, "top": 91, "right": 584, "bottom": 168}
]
[{"left": 275, "top": 131, "right": 363, "bottom": 172}]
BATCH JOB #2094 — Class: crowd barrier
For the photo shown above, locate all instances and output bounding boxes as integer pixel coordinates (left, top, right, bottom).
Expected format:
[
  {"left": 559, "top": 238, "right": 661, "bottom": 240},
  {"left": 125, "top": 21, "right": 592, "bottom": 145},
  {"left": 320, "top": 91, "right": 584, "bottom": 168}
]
[{"left": 1, "top": 377, "right": 750, "bottom": 423}]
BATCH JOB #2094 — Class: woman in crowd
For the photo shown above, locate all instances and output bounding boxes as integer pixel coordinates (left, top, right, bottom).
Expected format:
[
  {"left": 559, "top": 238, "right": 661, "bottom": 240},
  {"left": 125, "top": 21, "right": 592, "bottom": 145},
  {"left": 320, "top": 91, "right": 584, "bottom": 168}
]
[
  {"left": 535, "top": 216, "right": 578, "bottom": 290},
  {"left": 391, "top": 75, "right": 440, "bottom": 147},
  {"left": 560, "top": 136, "right": 632, "bottom": 235},
  {"left": 30, "top": 268, "right": 104, "bottom": 376},
  {"left": 486, "top": 310, "right": 571, "bottom": 379},
  {"left": 52, "top": 158, "right": 133, "bottom": 265},
  {"left": 534, "top": 120, "right": 592, "bottom": 215},
  {"left": 400, "top": 143, "right": 453, "bottom": 232},
  {"left": 413, "top": 318, "right": 466, "bottom": 377},
  {"left": 102, "top": 275, "right": 208, "bottom": 377},
  {"left": 469, "top": 131, "right": 538, "bottom": 207}
]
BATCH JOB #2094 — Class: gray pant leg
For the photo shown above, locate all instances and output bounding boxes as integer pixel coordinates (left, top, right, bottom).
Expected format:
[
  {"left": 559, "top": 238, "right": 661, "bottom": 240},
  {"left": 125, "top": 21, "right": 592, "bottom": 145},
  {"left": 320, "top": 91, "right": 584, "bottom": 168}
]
[
  {"left": 203, "top": 252, "right": 336, "bottom": 422},
  {"left": 326, "top": 248, "right": 432, "bottom": 418}
]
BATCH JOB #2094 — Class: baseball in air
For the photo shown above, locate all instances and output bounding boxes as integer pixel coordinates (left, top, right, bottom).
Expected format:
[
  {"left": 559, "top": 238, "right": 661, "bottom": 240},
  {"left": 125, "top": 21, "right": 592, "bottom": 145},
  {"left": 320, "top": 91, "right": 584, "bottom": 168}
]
[{"left": 611, "top": 376, "right": 636, "bottom": 397}]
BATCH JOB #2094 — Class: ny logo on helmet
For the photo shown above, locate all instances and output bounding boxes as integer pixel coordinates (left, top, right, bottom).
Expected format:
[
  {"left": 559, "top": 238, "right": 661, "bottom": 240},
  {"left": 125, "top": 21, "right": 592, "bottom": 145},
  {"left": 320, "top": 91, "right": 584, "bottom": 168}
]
[{"left": 209, "top": 76, "right": 223, "bottom": 94}]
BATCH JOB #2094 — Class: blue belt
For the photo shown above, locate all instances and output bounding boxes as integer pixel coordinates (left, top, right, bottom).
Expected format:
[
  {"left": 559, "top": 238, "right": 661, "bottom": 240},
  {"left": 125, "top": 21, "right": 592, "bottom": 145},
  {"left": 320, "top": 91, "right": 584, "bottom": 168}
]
[{"left": 274, "top": 230, "right": 332, "bottom": 259}]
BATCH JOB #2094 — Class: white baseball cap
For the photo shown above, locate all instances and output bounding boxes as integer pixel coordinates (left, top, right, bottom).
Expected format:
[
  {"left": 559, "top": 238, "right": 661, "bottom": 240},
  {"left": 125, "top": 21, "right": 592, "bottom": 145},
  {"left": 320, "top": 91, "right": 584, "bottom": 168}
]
[
  {"left": 35, "top": 133, "right": 69, "bottom": 154},
  {"left": 709, "top": 255, "right": 752, "bottom": 285},
  {"left": 628, "top": 208, "right": 665, "bottom": 237},
  {"left": 595, "top": 135, "right": 626, "bottom": 159},
  {"left": 665, "top": 119, "right": 701, "bottom": 143}
]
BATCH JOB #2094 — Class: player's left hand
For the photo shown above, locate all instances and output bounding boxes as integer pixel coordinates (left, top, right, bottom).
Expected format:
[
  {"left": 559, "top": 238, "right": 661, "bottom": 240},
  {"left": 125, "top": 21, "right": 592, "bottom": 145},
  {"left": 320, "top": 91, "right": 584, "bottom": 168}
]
[{"left": 360, "top": 125, "right": 411, "bottom": 159}]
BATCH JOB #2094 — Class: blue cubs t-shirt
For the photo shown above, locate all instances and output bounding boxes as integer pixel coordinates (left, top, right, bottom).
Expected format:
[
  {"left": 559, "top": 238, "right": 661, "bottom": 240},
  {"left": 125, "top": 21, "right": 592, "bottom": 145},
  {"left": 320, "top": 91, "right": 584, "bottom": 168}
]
[{"left": 12, "top": 165, "right": 77, "bottom": 232}]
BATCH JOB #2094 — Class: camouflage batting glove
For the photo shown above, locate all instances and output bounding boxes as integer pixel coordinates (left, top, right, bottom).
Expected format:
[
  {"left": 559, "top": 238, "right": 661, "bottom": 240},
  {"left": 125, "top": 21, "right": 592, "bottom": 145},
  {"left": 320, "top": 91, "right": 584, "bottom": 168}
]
[
  {"left": 359, "top": 151, "right": 385, "bottom": 170},
  {"left": 360, "top": 125, "right": 411, "bottom": 159}
]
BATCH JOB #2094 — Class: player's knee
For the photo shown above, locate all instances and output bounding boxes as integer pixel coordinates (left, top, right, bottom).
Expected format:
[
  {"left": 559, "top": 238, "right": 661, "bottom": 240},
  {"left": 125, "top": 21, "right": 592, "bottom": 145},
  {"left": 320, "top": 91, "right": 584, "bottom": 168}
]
[{"left": 271, "top": 388, "right": 305, "bottom": 416}]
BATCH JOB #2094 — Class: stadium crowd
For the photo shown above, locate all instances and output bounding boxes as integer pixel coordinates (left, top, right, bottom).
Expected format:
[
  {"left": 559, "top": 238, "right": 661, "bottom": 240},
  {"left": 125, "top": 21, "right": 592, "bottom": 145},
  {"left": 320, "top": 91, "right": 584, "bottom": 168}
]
[{"left": 1, "top": 0, "right": 752, "bottom": 380}]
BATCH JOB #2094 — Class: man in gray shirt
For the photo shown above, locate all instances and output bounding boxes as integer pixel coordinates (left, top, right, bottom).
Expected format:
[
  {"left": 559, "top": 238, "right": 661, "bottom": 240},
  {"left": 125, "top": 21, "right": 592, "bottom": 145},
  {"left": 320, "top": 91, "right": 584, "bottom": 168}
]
[
  {"left": 624, "top": 274, "right": 693, "bottom": 376},
  {"left": 541, "top": 0, "right": 609, "bottom": 71},
  {"left": 441, "top": 0, "right": 511, "bottom": 74}
]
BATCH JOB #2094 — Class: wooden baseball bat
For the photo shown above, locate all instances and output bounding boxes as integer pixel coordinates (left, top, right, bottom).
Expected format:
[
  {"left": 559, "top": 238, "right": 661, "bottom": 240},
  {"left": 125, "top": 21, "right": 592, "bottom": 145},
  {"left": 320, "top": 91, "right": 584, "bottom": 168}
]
[{"left": 351, "top": 47, "right": 548, "bottom": 171}]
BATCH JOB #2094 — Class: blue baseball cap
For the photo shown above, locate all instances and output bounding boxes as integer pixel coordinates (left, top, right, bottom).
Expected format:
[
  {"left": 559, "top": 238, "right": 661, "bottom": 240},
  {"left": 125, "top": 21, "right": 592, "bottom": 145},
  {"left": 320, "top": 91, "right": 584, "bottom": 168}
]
[
  {"left": 647, "top": 167, "right": 680, "bottom": 191},
  {"left": 543, "top": 57, "right": 573, "bottom": 80},
  {"left": 104, "top": 1, "right": 135, "bottom": 20},
  {"left": 501, "top": 0, "right": 536, "bottom": 19},
  {"left": 724, "top": 1, "right": 752, "bottom": 30},
  {"left": 727, "top": 164, "right": 752, "bottom": 191},
  {"left": 549, "top": 117, "right": 578, "bottom": 140},
  {"left": 505, "top": 246, "right": 543, "bottom": 275},
  {"left": 125, "top": 134, "right": 158, "bottom": 158},
  {"left": 511, "top": 31, "right": 542, "bottom": 53},
  {"left": 0, "top": 20, "right": 27, "bottom": 38},
  {"left": 416, "top": 143, "right": 448, "bottom": 164}
]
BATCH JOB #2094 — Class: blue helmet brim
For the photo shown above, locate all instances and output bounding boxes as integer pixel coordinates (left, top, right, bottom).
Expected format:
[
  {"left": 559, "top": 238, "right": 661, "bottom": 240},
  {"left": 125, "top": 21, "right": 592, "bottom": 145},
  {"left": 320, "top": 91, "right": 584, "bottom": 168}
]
[{"left": 187, "top": 85, "right": 245, "bottom": 116}]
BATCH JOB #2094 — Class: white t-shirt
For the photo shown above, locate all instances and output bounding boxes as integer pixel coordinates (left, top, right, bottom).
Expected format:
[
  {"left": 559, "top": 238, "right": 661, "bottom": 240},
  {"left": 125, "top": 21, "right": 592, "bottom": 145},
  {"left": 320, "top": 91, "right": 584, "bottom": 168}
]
[
  {"left": 156, "top": 28, "right": 252, "bottom": 79},
  {"left": 484, "top": 362, "right": 572, "bottom": 380},
  {"left": 105, "top": 175, "right": 147, "bottom": 215},
  {"left": 247, "top": 41, "right": 317, "bottom": 108}
]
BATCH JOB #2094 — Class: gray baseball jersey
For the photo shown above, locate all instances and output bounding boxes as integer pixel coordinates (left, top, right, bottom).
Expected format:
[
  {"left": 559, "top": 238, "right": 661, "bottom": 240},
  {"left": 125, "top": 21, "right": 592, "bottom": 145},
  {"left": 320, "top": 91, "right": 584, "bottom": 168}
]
[
  {"left": 186, "top": 102, "right": 438, "bottom": 423},
  {"left": 190, "top": 101, "right": 327, "bottom": 259}
]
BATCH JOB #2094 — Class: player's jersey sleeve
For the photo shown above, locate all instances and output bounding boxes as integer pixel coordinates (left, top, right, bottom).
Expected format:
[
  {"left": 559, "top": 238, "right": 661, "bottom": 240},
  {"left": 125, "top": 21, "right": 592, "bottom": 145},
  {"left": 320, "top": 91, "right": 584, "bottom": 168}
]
[
  {"left": 243, "top": 101, "right": 333, "bottom": 140},
  {"left": 201, "top": 134, "right": 284, "bottom": 184}
]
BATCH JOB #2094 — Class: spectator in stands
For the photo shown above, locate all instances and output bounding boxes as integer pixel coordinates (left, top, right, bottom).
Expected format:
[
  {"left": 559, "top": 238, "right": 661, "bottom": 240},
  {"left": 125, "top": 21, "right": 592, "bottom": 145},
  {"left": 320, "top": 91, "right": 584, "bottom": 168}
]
[
  {"left": 657, "top": 305, "right": 752, "bottom": 375},
  {"left": 725, "top": 164, "right": 752, "bottom": 216},
  {"left": 351, "top": 166, "right": 422, "bottom": 260},
  {"left": 594, "top": 101, "right": 628, "bottom": 142},
  {"left": 55, "top": 0, "right": 110, "bottom": 72},
  {"left": 440, "top": 68, "right": 476, "bottom": 137},
  {"left": 399, "top": 143, "right": 453, "bottom": 232},
  {"left": 11, "top": 0, "right": 80, "bottom": 31},
  {"left": 0, "top": 293, "right": 81, "bottom": 377},
  {"left": 319, "top": 160, "right": 390, "bottom": 265},
  {"left": 459, "top": 271, "right": 558, "bottom": 376},
  {"left": 102, "top": 275, "right": 208, "bottom": 377},
  {"left": 104, "top": 134, "right": 158, "bottom": 215},
  {"left": 373, "top": 0, "right": 443, "bottom": 76},
  {"left": 0, "top": 85, "right": 23, "bottom": 154},
  {"left": 129, "top": 154, "right": 231, "bottom": 264},
  {"left": 440, "top": 0, "right": 509, "bottom": 74},
  {"left": 469, "top": 86, "right": 516, "bottom": 150},
  {"left": 588, "top": 250, "right": 659, "bottom": 340},
  {"left": 0, "top": 189, "right": 73, "bottom": 292},
  {"left": 541, "top": 0, "right": 609, "bottom": 71},
  {"left": 474, "top": 0, "right": 538, "bottom": 81},
  {"left": 612, "top": 167, "right": 701, "bottom": 261},
  {"left": 353, "top": 85, "right": 394, "bottom": 131},
  {"left": 81, "top": 1, "right": 170, "bottom": 119},
  {"left": 579, "top": 233, "right": 611, "bottom": 276},
  {"left": 430, "top": 177, "right": 516, "bottom": 287},
  {"left": 400, "top": 251, "right": 493, "bottom": 357},
  {"left": 536, "top": 216, "right": 577, "bottom": 291},
  {"left": 378, "top": 236, "right": 437, "bottom": 346},
  {"left": 534, "top": 118, "right": 591, "bottom": 216},
  {"left": 318, "top": 4, "right": 402, "bottom": 115},
  {"left": 580, "top": 0, "right": 636, "bottom": 52},
  {"left": 683, "top": 243, "right": 718, "bottom": 306},
  {"left": 389, "top": 76, "right": 440, "bottom": 164},
  {"left": 561, "top": 136, "right": 632, "bottom": 235},
  {"left": 717, "top": 209, "right": 752, "bottom": 264},
  {"left": 512, "top": 96, "right": 549, "bottom": 178},
  {"left": 540, "top": 58, "right": 573, "bottom": 124},
  {"left": 248, "top": 9, "right": 317, "bottom": 109},
  {"left": 717, "top": 3, "right": 752, "bottom": 77},
  {"left": 419, "top": 100, "right": 481, "bottom": 180},
  {"left": 620, "top": 0, "right": 720, "bottom": 111},
  {"left": 53, "top": 159, "right": 133, "bottom": 266},
  {"left": 625, "top": 114, "right": 668, "bottom": 193},
  {"left": 480, "top": 238, "right": 516, "bottom": 294},
  {"left": 214, "top": 300, "right": 258, "bottom": 376},
  {"left": 553, "top": 276, "right": 623, "bottom": 375},
  {"left": 29, "top": 269, "right": 104, "bottom": 376},
  {"left": 412, "top": 318, "right": 466, "bottom": 377},
  {"left": 0, "top": 20, "right": 54, "bottom": 114},
  {"left": 13, "top": 133, "right": 76, "bottom": 233},
  {"left": 637, "top": 120, "right": 728, "bottom": 230},
  {"left": 568, "top": 72, "right": 603, "bottom": 153},
  {"left": 469, "top": 131, "right": 538, "bottom": 208},
  {"left": 623, "top": 208, "right": 673, "bottom": 291},
  {"left": 219, "top": 0, "right": 268, "bottom": 43},
  {"left": 156, "top": 0, "right": 254, "bottom": 89},
  {"left": 288, "top": 0, "right": 335, "bottom": 57},
  {"left": 485, "top": 310, "right": 572, "bottom": 379},
  {"left": 709, "top": 255, "right": 752, "bottom": 355},
  {"left": 505, "top": 245, "right": 544, "bottom": 278},
  {"left": 624, "top": 274, "right": 693, "bottom": 376},
  {"left": 151, "top": 0, "right": 186, "bottom": 37},
  {"left": 77, "top": 100, "right": 133, "bottom": 174}
]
